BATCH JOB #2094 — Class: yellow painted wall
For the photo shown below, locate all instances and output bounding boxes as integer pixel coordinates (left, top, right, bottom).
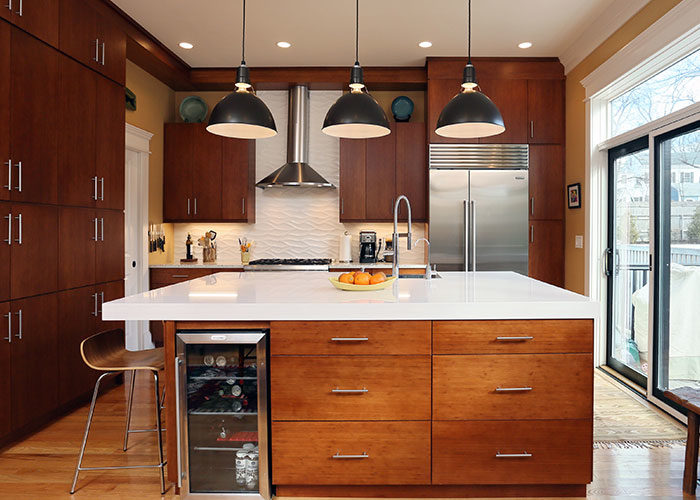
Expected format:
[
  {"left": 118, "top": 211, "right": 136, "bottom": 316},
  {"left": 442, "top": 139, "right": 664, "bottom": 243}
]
[
  {"left": 565, "top": 0, "right": 683, "bottom": 294},
  {"left": 125, "top": 60, "right": 177, "bottom": 264}
]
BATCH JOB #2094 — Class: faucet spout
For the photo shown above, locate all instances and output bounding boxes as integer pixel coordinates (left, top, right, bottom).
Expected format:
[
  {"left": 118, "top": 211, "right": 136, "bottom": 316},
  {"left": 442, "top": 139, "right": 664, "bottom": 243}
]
[{"left": 392, "top": 195, "right": 412, "bottom": 278}]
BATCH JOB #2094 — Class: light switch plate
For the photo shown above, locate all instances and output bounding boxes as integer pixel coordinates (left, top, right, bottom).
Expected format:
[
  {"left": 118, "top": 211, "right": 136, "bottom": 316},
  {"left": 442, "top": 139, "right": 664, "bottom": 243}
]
[{"left": 575, "top": 235, "right": 584, "bottom": 249}]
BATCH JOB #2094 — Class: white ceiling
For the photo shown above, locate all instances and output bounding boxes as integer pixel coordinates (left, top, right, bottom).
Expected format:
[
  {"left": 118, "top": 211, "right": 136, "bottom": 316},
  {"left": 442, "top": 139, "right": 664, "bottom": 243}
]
[{"left": 113, "top": 0, "right": 646, "bottom": 68}]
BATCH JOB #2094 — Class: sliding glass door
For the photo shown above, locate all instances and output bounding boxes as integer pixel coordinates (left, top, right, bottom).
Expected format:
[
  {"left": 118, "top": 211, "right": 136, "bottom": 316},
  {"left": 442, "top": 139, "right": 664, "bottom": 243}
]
[
  {"left": 606, "top": 138, "right": 650, "bottom": 387},
  {"left": 653, "top": 121, "right": 700, "bottom": 406}
]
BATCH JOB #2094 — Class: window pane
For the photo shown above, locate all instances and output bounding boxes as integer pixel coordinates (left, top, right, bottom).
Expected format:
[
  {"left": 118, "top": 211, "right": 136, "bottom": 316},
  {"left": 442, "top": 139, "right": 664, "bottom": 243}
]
[{"left": 611, "top": 50, "right": 700, "bottom": 136}]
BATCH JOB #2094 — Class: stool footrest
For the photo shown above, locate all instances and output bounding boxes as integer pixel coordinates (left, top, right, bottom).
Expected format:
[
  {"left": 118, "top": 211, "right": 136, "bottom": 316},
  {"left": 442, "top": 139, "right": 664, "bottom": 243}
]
[{"left": 77, "top": 462, "right": 166, "bottom": 471}]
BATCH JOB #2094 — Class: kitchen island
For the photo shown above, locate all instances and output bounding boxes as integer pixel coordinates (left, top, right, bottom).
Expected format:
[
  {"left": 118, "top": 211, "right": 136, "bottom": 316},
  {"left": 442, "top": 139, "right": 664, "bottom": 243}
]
[{"left": 103, "top": 271, "right": 598, "bottom": 498}]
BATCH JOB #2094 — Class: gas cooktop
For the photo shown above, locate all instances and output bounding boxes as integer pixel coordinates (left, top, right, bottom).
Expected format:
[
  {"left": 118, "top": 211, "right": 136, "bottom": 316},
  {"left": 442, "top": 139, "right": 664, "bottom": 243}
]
[{"left": 245, "top": 258, "right": 332, "bottom": 271}]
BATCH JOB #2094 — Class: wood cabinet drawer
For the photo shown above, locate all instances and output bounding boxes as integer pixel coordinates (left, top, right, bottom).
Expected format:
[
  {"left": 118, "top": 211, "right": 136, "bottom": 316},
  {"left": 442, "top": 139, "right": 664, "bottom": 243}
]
[
  {"left": 272, "top": 421, "right": 430, "bottom": 485},
  {"left": 271, "top": 356, "right": 430, "bottom": 420},
  {"left": 270, "top": 321, "right": 430, "bottom": 355},
  {"left": 433, "top": 354, "right": 592, "bottom": 420},
  {"left": 433, "top": 320, "right": 593, "bottom": 354},
  {"left": 432, "top": 419, "right": 592, "bottom": 484},
  {"left": 149, "top": 268, "right": 214, "bottom": 285}
]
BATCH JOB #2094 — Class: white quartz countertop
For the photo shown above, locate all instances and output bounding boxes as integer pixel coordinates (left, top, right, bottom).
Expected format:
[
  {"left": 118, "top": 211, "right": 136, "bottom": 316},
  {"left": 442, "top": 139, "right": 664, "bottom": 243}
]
[
  {"left": 149, "top": 262, "right": 425, "bottom": 269},
  {"left": 104, "top": 271, "right": 598, "bottom": 322}
]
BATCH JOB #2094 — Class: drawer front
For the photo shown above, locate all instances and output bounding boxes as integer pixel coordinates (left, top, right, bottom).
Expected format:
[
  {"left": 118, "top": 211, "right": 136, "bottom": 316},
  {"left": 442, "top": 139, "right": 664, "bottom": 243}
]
[
  {"left": 433, "top": 320, "right": 593, "bottom": 354},
  {"left": 150, "top": 268, "right": 214, "bottom": 285},
  {"left": 433, "top": 354, "right": 592, "bottom": 420},
  {"left": 432, "top": 419, "right": 592, "bottom": 484},
  {"left": 271, "top": 356, "right": 430, "bottom": 420},
  {"left": 272, "top": 421, "right": 430, "bottom": 485},
  {"left": 270, "top": 321, "right": 431, "bottom": 355}
]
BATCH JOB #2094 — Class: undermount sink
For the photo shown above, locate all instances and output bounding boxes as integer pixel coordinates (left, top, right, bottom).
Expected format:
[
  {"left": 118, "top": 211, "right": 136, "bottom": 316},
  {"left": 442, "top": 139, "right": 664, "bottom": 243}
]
[{"left": 398, "top": 273, "right": 442, "bottom": 279}]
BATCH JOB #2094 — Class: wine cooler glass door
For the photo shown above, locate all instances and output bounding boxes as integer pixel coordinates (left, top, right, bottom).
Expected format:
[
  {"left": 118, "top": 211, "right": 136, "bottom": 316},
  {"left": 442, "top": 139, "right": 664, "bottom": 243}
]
[{"left": 176, "top": 331, "right": 269, "bottom": 499}]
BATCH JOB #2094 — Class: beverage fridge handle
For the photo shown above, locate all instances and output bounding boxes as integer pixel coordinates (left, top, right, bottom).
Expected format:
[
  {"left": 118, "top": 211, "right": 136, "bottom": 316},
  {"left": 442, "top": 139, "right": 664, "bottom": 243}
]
[
  {"left": 471, "top": 200, "right": 476, "bottom": 272},
  {"left": 463, "top": 200, "right": 470, "bottom": 271},
  {"left": 174, "top": 356, "right": 183, "bottom": 488}
]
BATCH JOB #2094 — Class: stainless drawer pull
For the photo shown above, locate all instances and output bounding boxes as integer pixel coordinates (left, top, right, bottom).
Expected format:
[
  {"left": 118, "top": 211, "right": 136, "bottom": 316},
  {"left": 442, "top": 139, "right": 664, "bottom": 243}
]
[
  {"left": 331, "top": 337, "right": 369, "bottom": 342},
  {"left": 14, "top": 161, "right": 21, "bottom": 192},
  {"left": 14, "top": 309, "right": 21, "bottom": 339},
  {"left": 4, "top": 159, "right": 10, "bottom": 191},
  {"left": 94, "top": 38, "right": 100, "bottom": 62},
  {"left": 495, "top": 336, "right": 534, "bottom": 341},
  {"left": 331, "top": 387, "right": 368, "bottom": 394},
  {"left": 14, "top": 213, "right": 21, "bottom": 244},
  {"left": 92, "top": 293, "right": 98, "bottom": 317},
  {"left": 3, "top": 312, "right": 10, "bottom": 343},
  {"left": 93, "top": 176, "right": 98, "bottom": 200},
  {"left": 14, "top": 0, "right": 20, "bottom": 15},
  {"left": 100, "top": 177, "right": 104, "bottom": 200},
  {"left": 495, "top": 387, "right": 532, "bottom": 392},
  {"left": 496, "top": 451, "right": 532, "bottom": 458},
  {"left": 332, "top": 452, "right": 368, "bottom": 459},
  {"left": 4, "top": 212, "right": 10, "bottom": 245},
  {"left": 171, "top": 274, "right": 189, "bottom": 278}
]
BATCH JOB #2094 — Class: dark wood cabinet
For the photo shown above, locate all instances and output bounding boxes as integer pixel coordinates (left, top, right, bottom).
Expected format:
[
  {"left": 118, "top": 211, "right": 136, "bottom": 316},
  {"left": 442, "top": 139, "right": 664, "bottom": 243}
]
[
  {"left": 96, "top": 12, "right": 126, "bottom": 86},
  {"left": 339, "top": 122, "right": 427, "bottom": 222},
  {"left": 529, "top": 145, "right": 564, "bottom": 220},
  {"left": 10, "top": 293, "right": 58, "bottom": 430},
  {"left": 0, "top": 21, "right": 9, "bottom": 203},
  {"left": 3, "top": 0, "right": 58, "bottom": 47},
  {"left": 10, "top": 203, "right": 58, "bottom": 299},
  {"left": 96, "top": 279, "right": 124, "bottom": 332},
  {"left": 0, "top": 202, "right": 9, "bottom": 302},
  {"left": 10, "top": 28, "right": 58, "bottom": 204},
  {"left": 427, "top": 79, "right": 477, "bottom": 145},
  {"left": 529, "top": 220, "right": 564, "bottom": 287},
  {"left": 58, "top": 206, "right": 96, "bottom": 290},
  {"left": 527, "top": 79, "right": 564, "bottom": 144},
  {"left": 96, "top": 76, "right": 125, "bottom": 210},
  {"left": 95, "top": 209, "right": 124, "bottom": 284},
  {"left": 479, "top": 79, "right": 528, "bottom": 144},
  {"left": 0, "top": 300, "right": 10, "bottom": 438},
  {"left": 164, "top": 123, "right": 255, "bottom": 222}
]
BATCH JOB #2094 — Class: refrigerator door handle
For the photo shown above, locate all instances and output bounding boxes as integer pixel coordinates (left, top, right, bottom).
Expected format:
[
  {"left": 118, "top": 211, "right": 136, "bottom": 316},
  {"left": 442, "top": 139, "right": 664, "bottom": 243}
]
[
  {"left": 463, "top": 200, "right": 470, "bottom": 271},
  {"left": 471, "top": 200, "right": 477, "bottom": 272}
]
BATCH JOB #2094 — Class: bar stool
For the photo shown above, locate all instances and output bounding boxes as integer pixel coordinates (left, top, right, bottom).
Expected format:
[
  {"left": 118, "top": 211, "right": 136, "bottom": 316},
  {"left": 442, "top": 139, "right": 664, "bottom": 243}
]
[{"left": 70, "top": 329, "right": 167, "bottom": 494}]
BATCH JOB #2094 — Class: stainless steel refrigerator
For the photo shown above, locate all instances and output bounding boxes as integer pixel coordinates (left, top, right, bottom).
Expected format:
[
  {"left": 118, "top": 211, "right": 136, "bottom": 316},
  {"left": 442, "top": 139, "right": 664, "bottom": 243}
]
[{"left": 429, "top": 144, "right": 529, "bottom": 274}]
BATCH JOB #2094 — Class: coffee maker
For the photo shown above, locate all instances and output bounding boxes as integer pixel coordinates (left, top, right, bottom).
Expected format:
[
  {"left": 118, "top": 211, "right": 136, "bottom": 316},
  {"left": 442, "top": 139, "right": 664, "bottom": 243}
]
[{"left": 359, "top": 231, "right": 378, "bottom": 263}]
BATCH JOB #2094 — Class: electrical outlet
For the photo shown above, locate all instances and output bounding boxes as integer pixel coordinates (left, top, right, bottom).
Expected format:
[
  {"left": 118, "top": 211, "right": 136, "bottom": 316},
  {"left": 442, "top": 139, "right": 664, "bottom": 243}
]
[{"left": 575, "top": 235, "right": 584, "bottom": 249}]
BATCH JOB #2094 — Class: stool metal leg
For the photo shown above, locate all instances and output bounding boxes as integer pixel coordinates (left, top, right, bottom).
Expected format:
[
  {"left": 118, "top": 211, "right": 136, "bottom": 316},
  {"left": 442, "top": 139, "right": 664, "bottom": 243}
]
[
  {"left": 153, "top": 370, "right": 166, "bottom": 494},
  {"left": 123, "top": 370, "right": 136, "bottom": 451},
  {"left": 71, "top": 371, "right": 115, "bottom": 494}
]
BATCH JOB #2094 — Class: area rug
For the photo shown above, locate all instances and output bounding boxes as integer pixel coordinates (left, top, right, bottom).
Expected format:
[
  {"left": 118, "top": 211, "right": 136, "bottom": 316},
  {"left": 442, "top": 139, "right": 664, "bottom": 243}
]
[{"left": 594, "top": 370, "right": 687, "bottom": 448}]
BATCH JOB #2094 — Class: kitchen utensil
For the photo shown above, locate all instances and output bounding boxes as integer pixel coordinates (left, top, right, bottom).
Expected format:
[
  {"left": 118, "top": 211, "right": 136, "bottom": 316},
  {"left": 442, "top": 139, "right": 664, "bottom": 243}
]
[{"left": 329, "top": 276, "right": 397, "bottom": 291}]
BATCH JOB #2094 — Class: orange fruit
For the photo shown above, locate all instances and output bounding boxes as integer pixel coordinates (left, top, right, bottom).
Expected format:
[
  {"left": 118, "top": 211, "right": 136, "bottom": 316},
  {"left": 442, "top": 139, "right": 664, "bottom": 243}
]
[
  {"left": 354, "top": 272, "right": 371, "bottom": 285},
  {"left": 338, "top": 273, "right": 355, "bottom": 284},
  {"left": 370, "top": 273, "right": 386, "bottom": 285}
]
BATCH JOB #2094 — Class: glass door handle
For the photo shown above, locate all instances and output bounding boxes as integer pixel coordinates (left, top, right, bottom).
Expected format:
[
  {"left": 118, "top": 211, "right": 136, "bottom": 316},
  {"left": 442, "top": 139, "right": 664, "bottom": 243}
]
[{"left": 331, "top": 388, "right": 368, "bottom": 394}]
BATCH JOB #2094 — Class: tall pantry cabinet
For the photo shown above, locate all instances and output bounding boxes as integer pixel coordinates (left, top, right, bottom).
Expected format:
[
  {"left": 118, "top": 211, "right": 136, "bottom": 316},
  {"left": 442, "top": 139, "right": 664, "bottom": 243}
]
[{"left": 0, "top": 0, "right": 126, "bottom": 446}]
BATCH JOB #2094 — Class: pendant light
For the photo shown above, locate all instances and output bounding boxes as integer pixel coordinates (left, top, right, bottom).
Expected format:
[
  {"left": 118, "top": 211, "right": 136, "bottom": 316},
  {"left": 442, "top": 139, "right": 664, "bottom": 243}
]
[
  {"left": 322, "top": 0, "right": 390, "bottom": 139},
  {"left": 435, "top": 0, "right": 505, "bottom": 139},
  {"left": 207, "top": 0, "right": 277, "bottom": 139}
]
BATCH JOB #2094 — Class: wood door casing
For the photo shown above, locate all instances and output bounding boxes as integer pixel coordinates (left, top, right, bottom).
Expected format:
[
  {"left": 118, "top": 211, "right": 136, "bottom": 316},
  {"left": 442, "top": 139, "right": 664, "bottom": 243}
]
[
  {"left": 529, "top": 145, "right": 564, "bottom": 220},
  {"left": 9, "top": 0, "right": 59, "bottom": 47},
  {"left": 95, "top": 209, "right": 124, "bottom": 284},
  {"left": 10, "top": 203, "right": 58, "bottom": 299},
  {"left": 10, "top": 28, "right": 58, "bottom": 204},
  {"left": 395, "top": 122, "right": 426, "bottom": 221},
  {"left": 0, "top": 301, "right": 9, "bottom": 438},
  {"left": 339, "top": 138, "right": 366, "bottom": 221},
  {"left": 58, "top": 56, "right": 97, "bottom": 207},
  {"left": 58, "top": 206, "right": 96, "bottom": 290},
  {"left": 0, "top": 21, "right": 9, "bottom": 202},
  {"left": 11, "top": 293, "right": 58, "bottom": 430},
  {"left": 528, "top": 219, "right": 564, "bottom": 287},
  {"left": 365, "top": 125, "right": 396, "bottom": 221},
  {"left": 528, "top": 79, "right": 564, "bottom": 144},
  {"left": 96, "top": 77, "right": 125, "bottom": 210},
  {"left": 163, "top": 123, "right": 193, "bottom": 221},
  {"left": 191, "top": 124, "right": 222, "bottom": 220}
]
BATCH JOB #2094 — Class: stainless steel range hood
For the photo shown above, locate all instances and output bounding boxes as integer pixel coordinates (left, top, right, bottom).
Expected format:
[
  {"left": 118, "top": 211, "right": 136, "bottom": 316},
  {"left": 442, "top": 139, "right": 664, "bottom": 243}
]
[{"left": 256, "top": 85, "right": 335, "bottom": 189}]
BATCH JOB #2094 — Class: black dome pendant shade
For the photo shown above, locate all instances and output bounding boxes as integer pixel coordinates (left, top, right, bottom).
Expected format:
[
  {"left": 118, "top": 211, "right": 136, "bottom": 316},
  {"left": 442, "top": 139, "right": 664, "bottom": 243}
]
[
  {"left": 435, "top": 0, "right": 505, "bottom": 139},
  {"left": 207, "top": 0, "right": 277, "bottom": 139},
  {"left": 322, "top": 0, "right": 390, "bottom": 139}
]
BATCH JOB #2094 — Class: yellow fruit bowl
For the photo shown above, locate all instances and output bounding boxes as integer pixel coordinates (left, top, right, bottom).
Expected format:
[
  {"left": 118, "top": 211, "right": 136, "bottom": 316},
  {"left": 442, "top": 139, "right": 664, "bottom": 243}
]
[{"left": 329, "top": 276, "right": 397, "bottom": 291}]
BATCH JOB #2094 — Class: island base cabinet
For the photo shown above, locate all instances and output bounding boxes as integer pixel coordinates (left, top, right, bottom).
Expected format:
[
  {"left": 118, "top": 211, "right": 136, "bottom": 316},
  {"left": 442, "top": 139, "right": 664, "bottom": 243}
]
[
  {"left": 432, "top": 419, "right": 592, "bottom": 485},
  {"left": 271, "top": 421, "right": 430, "bottom": 485}
]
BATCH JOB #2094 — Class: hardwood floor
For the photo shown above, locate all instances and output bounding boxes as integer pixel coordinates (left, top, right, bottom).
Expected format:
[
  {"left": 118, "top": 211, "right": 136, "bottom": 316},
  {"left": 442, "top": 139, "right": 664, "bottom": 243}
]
[{"left": 0, "top": 372, "right": 692, "bottom": 499}]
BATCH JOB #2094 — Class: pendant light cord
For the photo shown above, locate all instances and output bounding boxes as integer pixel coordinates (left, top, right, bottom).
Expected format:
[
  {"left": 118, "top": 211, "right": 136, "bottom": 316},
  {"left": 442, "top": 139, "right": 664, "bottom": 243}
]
[
  {"left": 355, "top": 0, "right": 359, "bottom": 65},
  {"left": 467, "top": 0, "right": 471, "bottom": 63},
  {"left": 241, "top": 0, "right": 246, "bottom": 65}
]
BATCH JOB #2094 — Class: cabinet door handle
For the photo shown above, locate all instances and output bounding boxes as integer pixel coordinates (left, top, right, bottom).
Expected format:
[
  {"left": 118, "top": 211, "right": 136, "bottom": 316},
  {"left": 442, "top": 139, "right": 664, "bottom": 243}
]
[
  {"left": 3, "top": 312, "right": 10, "bottom": 343},
  {"left": 99, "top": 291, "right": 105, "bottom": 313},
  {"left": 93, "top": 218, "right": 98, "bottom": 241},
  {"left": 194, "top": 198, "right": 197, "bottom": 215},
  {"left": 93, "top": 176, "right": 98, "bottom": 200},
  {"left": 496, "top": 451, "right": 532, "bottom": 458},
  {"left": 100, "top": 177, "right": 104, "bottom": 201},
  {"left": 242, "top": 197, "right": 245, "bottom": 215},
  {"left": 94, "top": 39, "right": 100, "bottom": 63},
  {"left": 530, "top": 225, "right": 534, "bottom": 243},
  {"left": 101, "top": 42, "right": 105, "bottom": 66},
  {"left": 3, "top": 212, "right": 10, "bottom": 245},
  {"left": 100, "top": 217, "right": 104, "bottom": 241},
  {"left": 332, "top": 452, "right": 369, "bottom": 459},
  {"left": 495, "top": 387, "right": 532, "bottom": 392},
  {"left": 341, "top": 198, "right": 344, "bottom": 215},
  {"left": 171, "top": 274, "right": 189, "bottom": 278},
  {"left": 14, "top": 309, "right": 21, "bottom": 339},
  {"left": 14, "top": 161, "right": 21, "bottom": 191},
  {"left": 5, "top": 0, "right": 10, "bottom": 13},
  {"left": 331, "top": 337, "right": 369, "bottom": 342},
  {"left": 3, "top": 159, "right": 10, "bottom": 191},
  {"left": 530, "top": 120, "right": 534, "bottom": 138},
  {"left": 187, "top": 198, "right": 190, "bottom": 215},
  {"left": 331, "top": 387, "right": 368, "bottom": 394},
  {"left": 14, "top": 213, "right": 21, "bottom": 244},
  {"left": 530, "top": 197, "right": 534, "bottom": 216},
  {"left": 14, "top": 0, "right": 20, "bottom": 15},
  {"left": 496, "top": 336, "right": 534, "bottom": 341},
  {"left": 92, "top": 293, "right": 98, "bottom": 317}
]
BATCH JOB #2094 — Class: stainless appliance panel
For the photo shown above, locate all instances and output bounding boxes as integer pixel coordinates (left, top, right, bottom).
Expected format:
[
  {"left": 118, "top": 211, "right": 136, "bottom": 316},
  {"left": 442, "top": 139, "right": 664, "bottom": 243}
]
[
  {"left": 469, "top": 169, "right": 528, "bottom": 274},
  {"left": 429, "top": 169, "right": 469, "bottom": 271}
]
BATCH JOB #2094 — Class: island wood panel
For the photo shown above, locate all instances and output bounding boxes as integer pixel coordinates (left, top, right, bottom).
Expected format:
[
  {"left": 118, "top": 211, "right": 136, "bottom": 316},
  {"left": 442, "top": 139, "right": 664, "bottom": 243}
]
[
  {"left": 433, "top": 319, "right": 593, "bottom": 355},
  {"left": 433, "top": 353, "right": 592, "bottom": 420},
  {"left": 272, "top": 421, "right": 430, "bottom": 485},
  {"left": 275, "top": 484, "right": 587, "bottom": 498},
  {"left": 432, "top": 419, "right": 592, "bottom": 485},
  {"left": 163, "top": 320, "right": 177, "bottom": 484},
  {"left": 270, "top": 355, "right": 431, "bottom": 421},
  {"left": 270, "top": 320, "right": 431, "bottom": 355}
]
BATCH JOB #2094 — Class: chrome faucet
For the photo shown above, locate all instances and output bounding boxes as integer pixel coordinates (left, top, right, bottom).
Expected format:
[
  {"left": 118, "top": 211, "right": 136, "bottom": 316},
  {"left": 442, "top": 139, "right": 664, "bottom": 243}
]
[
  {"left": 392, "top": 195, "right": 412, "bottom": 278},
  {"left": 414, "top": 237, "right": 432, "bottom": 280}
]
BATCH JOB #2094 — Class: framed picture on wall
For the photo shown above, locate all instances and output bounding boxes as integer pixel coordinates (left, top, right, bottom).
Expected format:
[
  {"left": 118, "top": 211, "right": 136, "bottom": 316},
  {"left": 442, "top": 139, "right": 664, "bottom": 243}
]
[{"left": 567, "top": 183, "right": 581, "bottom": 209}]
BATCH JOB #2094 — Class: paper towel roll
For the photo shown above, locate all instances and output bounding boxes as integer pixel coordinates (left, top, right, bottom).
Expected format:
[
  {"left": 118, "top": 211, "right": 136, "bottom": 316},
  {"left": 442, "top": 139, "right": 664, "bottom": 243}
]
[{"left": 338, "top": 232, "right": 352, "bottom": 262}]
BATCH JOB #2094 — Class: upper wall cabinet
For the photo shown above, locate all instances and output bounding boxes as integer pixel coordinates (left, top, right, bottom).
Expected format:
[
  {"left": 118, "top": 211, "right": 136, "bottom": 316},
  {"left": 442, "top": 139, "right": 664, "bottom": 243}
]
[
  {"left": 59, "top": 0, "right": 126, "bottom": 85},
  {"left": 339, "top": 122, "right": 427, "bottom": 223},
  {"left": 0, "top": 0, "right": 59, "bottom": 47},
  {"left": 164, "top": 123, "right": 256, "bottom": 223},
  {"left": 527, "top": 79, "right": 564, "bottom": 144}
]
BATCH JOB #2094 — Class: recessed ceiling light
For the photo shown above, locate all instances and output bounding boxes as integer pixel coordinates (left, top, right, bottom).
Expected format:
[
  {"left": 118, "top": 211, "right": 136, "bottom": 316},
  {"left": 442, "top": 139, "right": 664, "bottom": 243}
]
[
  {"left": 277, "top": 41, "right": 291, "bottom": 48},
  {"left": 418, "top": 41, "right": 433, "bottom": 48},
  {"left": 518, "top": 42, "right": 532, "bottom": 49},
  {"left": 179, "top": 42, "right": 194, "bottom": 49}
]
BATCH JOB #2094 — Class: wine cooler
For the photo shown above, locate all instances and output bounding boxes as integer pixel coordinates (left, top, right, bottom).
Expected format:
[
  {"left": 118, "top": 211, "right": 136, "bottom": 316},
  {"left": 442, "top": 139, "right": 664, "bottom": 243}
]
[{"left": 176, "top": 330, "right": 270, "bottom": 499}]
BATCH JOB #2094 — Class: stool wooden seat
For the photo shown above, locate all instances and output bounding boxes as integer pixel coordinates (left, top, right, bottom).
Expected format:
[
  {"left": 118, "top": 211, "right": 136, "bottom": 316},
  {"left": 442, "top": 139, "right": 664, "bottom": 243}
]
[
  {"left": 664, "top": 387, "right": 700, "bottom": 495},
  {"left": 70, "top": 329, "right": 166, "bottom": 494}
]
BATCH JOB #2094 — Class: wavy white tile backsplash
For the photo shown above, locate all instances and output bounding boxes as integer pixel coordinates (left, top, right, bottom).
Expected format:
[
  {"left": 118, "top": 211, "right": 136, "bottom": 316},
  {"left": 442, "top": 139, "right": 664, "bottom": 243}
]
[{"left": 174, "top": 90, "right": 425, "bottom": 264}]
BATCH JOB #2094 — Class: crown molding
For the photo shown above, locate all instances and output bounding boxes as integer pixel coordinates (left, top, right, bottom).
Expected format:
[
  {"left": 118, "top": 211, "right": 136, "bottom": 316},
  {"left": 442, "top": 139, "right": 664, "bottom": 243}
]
[
  {"left": 559, "top": 0, "right": 651, "bottom": 74},
  {"left": 126, "top": 123, "right": 154, "bottom": 154}
]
